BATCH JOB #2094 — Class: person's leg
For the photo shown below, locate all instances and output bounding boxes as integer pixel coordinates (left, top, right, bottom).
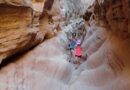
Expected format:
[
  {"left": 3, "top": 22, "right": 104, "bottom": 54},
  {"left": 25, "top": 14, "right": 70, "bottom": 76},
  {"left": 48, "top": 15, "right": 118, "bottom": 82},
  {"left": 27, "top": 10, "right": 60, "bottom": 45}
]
[
  {"left": 67, "top": 48, "right": 71, "bottom": 62},
  {"left": 73, "top": 56, "right": 76, "bottom": 64},
  {"left": 77, "top": 57, "right": 80, "bottom": 65},
  {"left": 69, "top": 50, "right": 73, "bottom": 62},
  {"left": 75, "top": 56, "right": 80, "bottom": 69},
  {"left": 71, "top": 49, "right": 75, "bottom": 63}
]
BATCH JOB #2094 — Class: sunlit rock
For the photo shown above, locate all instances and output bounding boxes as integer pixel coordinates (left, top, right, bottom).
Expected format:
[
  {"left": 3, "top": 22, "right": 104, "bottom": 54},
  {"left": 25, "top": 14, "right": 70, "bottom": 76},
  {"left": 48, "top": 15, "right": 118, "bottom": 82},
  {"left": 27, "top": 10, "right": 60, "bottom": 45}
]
[{"left": 0, "top": 0, "right": 45, "bottom": 63}]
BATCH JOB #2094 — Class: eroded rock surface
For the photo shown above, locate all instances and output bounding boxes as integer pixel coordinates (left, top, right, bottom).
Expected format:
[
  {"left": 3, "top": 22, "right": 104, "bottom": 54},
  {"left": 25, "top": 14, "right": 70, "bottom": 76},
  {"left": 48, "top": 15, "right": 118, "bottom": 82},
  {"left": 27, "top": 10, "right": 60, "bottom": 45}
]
[
  {"left": 0, "top": 19, "right": 85, "bottom": 90},
  {"left": 0, "top": 0, "right": 130, "bottom": 90},
  {"left": 0, "top": 0, "right": 48, "bottom": 63}
]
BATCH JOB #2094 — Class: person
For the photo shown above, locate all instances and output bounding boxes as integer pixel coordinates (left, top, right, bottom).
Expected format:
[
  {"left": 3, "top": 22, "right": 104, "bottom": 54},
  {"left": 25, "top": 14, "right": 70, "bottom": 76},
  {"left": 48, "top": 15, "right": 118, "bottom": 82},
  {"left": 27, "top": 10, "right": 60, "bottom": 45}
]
[
  {"left": 68, "top": 32, "right": 76, "bottom": 62},
  {"left": 69, "top": 39, "right": 76, "bottom": 50},
  {"left": 75, "top": 38, "right": 82, "bottom": 65}
]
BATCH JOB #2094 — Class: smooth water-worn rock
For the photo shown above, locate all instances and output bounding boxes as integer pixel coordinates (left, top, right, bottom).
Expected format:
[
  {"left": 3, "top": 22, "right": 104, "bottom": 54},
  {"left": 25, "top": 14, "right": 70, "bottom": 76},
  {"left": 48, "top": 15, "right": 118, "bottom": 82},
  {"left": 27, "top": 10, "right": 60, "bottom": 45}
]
[
  {"left": 0, "top": 19, "right": 85, "bottom": 90},
  {"left": 0, "top": 0, "right": 130, "bottom": 90}
]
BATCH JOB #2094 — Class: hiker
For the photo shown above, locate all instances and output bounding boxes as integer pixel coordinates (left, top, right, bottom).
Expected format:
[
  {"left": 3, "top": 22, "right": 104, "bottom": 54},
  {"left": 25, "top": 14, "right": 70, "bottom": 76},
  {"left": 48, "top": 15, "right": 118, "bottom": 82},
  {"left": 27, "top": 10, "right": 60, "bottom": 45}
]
[
  {"left": 69, "top": 39, "right": 76, "bottom": 50},
  {"left": 75, "top": 38, "right": 82, "bottom": 65},
  {"left": 69, "top": 33, "right": 76, "bottom": 50},
  {"left": 68, "top": 32, "right": 76, "bottom": 62}
]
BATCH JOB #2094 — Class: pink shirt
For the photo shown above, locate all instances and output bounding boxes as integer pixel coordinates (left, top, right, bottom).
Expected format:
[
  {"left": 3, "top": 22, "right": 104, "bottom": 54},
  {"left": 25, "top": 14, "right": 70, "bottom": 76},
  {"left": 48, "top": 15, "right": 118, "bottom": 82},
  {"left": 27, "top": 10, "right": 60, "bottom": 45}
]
[{"left": 75, "top": 45, "right": 82, "bottom": 56}]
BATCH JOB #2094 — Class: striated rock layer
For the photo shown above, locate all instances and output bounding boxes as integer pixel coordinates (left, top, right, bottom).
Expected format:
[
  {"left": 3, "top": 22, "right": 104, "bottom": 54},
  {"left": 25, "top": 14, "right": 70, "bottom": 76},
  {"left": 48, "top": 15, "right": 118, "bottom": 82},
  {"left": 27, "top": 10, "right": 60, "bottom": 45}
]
[
  {"left": 0, "top": 0, "right": 46, "bottom": 63},
  {"left": 0, "top": 0, "right": 130, "bottom": 90}
]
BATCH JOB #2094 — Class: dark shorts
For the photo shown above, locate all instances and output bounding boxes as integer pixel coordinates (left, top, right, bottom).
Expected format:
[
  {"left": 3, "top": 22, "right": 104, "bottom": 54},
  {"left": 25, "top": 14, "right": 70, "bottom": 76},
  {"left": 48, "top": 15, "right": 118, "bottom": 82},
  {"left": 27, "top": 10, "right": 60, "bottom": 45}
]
[
  {"left": 75, "top": 55, "right": 82, "bottom": 58},
  {"left": 69, "top": 48, "right": 74, "bottom": 50}
]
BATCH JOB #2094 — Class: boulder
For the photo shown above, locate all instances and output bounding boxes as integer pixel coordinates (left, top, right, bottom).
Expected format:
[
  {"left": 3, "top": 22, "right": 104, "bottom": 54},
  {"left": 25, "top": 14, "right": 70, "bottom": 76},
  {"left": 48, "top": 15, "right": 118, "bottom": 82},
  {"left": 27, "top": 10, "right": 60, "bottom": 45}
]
[{"left": 0, "top": 0, "right": 44, "bottom": 63}]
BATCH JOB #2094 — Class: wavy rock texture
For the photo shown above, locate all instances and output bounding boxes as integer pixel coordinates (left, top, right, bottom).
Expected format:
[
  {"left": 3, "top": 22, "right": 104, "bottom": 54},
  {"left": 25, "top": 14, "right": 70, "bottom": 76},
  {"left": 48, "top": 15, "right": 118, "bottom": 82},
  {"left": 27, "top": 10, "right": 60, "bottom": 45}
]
[
  {"left": 0, "top": 0, "right": 32, "bottom": 7},
  {"left": 0, "top": 19, "right": 85, "bottom": 90},
  {"left": 0, "top": 0, "right": 130, "bottom": 90},
  {"left": 79, "top": 0, "right": 130, "bottom": 89},
  {"left": 0, "top": 0, "right": 45, "bottom": 63}
]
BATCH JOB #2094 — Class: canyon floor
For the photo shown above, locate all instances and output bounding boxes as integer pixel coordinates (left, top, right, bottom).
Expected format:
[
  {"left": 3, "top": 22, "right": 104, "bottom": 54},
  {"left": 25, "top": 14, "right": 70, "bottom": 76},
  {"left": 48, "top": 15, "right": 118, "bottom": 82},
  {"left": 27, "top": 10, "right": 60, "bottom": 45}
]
[{"left": 0, "top": 0, "right": 130, "bottom": 90}]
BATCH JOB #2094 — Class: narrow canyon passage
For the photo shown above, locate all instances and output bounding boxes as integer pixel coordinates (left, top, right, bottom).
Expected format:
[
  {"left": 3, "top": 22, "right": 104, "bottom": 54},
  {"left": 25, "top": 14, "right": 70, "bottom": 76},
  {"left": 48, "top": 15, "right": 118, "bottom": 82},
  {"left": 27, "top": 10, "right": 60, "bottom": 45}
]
[{"left": 0, "top": 0, "right": 130, "bottom": 90}]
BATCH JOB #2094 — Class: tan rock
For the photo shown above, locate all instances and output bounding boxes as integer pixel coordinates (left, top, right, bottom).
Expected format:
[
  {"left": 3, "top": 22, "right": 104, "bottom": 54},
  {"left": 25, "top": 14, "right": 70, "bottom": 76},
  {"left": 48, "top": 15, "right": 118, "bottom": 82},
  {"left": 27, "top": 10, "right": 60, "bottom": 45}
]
[
  {"left": 0, "top": 18, "right": 84, "bottom": 90},
  {"left": 0, "top": 2, "right": 44, "bottom": 62},
  {"left": 0, "top": 0, "right": 32, "bottom": 7},
  {"left": 1, "top": 0, "right": 130, "bottom": 90}
]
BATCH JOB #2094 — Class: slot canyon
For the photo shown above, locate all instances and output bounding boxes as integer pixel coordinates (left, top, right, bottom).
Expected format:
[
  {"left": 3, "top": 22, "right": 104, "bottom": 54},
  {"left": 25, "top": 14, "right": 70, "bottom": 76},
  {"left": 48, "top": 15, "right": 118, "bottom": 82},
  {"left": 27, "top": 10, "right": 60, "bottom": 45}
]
[{"left": 0, "top": 0, "right": 130, "bottom": 90}]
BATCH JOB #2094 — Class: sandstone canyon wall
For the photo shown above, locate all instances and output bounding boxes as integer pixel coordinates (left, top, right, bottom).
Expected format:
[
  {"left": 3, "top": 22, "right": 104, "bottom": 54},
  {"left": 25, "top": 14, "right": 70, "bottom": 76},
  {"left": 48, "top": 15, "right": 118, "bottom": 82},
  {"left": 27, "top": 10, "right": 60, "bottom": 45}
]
[
  {"left": 0, "top": 0, "right": 130, "bottom": 90},
  {"left": 0, "top": 0, "right": 55, "bottom": 63}
]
